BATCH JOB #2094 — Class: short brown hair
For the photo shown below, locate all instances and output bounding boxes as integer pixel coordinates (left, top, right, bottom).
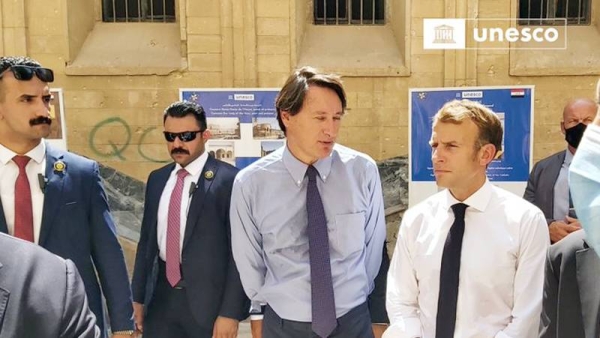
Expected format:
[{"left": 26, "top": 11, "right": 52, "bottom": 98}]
[
  {"left": 275, "top": 66, "right": 346, "bottom": 133},
  {"left": 433, "top": 99, "right": 503, "bottom": 155}
]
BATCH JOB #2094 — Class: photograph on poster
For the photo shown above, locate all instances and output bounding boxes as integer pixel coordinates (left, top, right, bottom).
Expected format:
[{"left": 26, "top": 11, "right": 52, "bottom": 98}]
[
  {"left": 253, "top": 117, "right": 284, "bottom": 139},
  {"left": 261, "top": 141, "right": 284, "bottom": 156},
  {"left": 180, "top": 89, "right": 282, "bottom": 169},
  {"left": 207, "top": 141, "right": 235, "bottom": 166},
  {"left": 207, "top": 117, "right": 241, "bottom": 140},
  {"left": 48, "top": 89, "right": 64, "bottom": 140},
  {"left": 495, "top": 112, "right": 505, "bottom": 159}
]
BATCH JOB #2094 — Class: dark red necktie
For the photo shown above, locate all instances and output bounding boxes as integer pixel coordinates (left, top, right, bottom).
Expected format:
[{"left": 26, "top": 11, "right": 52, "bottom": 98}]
[
  {"left": 13, "top": 155, "right": 34, "bottom": 242},
  {"left": 166, "top": 168, "right": 189, "bottom": 287}
]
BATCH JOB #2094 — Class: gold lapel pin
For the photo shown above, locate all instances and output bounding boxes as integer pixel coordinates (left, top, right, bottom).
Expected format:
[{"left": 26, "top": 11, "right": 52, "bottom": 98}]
[
  {"left": 53, "top": 160, "right": 66, "bottom": 173},
  {"left": 204, "top": 170, "right": 214, "bottom": 180}
]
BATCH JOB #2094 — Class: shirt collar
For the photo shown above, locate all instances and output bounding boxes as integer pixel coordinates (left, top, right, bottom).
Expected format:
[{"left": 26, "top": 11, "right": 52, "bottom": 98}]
[
  {"left": 564, "top": 148, "right": 574, "bottom": 166},
  {"left": 175, "top": 151, "right": 208, "bottom": 177},
  {"left": 0, "top": 141, "right": 46, "bottom": 165},
  {"left": 282, "top": 144, "right": 334, "bottom": 186},
  {"left": 442, "top": 178, "right": 493, "bottom": 213}
]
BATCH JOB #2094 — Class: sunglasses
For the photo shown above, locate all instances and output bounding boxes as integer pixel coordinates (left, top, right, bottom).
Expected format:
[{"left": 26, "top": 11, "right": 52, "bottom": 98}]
[
  {"left": 0, "top": 65, "right": 54, "bottom": 83},
  {"left": 163, "top": 130, "right": 204, "bottom": 142}
]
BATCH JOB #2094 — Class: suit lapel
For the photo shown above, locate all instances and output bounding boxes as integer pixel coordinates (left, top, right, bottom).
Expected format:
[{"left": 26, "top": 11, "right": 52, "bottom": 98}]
[
  {"left": 547, "top": 151, "right": 566, "bottom": 212},
  {"left": 38, "top": 145, "right": 66, "bottom": 247},
  {"left": 576, "top": 243, "right": 600, "bottom": 338},
  {"left": 0, "top": 199, "right": 7, "bottom": 235},
  {"left": 182, "top": 156, "right": 218, "bottom": 250},
  {"left": 0, "top": 262, "right": 8, "bottom": 334}
]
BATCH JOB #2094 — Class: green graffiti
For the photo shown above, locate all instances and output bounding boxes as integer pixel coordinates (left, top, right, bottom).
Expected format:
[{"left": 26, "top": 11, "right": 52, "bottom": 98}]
[
  {"left": 138, "top": 126, "right": 170, "bottom": 163},
  {"left": 89, "top": 117, "right": 169, "bottom": 163},
  {"left": 89, "top": 117, "right": 130, "bottom": 160}
]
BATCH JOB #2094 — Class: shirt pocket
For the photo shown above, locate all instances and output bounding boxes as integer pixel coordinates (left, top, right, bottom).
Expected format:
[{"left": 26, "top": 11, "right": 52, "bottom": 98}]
[{"left": 334, "top": 212, "right": 366, "bottom": 255}]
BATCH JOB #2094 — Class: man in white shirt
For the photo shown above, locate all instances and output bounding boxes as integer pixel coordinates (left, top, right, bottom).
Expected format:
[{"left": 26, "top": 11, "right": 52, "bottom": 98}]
[{"left": 385, "top": 99, "right": 549, "bottom": 338}]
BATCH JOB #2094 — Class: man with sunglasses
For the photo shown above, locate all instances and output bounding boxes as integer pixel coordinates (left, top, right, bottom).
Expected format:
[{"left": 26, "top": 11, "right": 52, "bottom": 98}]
[
  {"left": 0, "top": 56, "right": 135, "bottom": 337},
  {"left": 131, "top": 101, "right": 249, "bottom": 338}
]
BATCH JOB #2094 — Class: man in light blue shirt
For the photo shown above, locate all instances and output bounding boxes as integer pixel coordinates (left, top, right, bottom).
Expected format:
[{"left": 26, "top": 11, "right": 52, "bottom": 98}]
[
  {"left": 570, "top": 107, "right": 600, "bottom": 255},
  {"left": 539, "top": 90, "right": 600, "bottom": 338},
  {"left": 230, "top": 66, "right": 387, "bottom": 338}
]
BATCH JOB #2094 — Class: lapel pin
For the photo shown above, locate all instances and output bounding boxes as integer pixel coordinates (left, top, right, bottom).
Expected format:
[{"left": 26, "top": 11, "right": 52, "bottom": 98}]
[
  {"left": 53, "top": 160, "right": 66, "bottom": 173},
  {"left": 204, "top": 170, "right": 214, "bottom": 180}
]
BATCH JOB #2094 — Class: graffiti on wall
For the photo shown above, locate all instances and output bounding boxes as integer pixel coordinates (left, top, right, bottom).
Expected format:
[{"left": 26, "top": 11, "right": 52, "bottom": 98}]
[{"left": 89, "top": 117, "right": 170, "bottom": 163}]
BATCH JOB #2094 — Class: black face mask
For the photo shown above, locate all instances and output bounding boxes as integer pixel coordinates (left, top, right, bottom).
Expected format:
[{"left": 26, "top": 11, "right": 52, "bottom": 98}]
[{"left": 565, "top": 123, "right": 587, "bottom": 148}]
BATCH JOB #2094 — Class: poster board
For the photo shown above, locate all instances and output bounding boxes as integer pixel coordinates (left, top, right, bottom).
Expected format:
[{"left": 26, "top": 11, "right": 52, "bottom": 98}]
[
  {"left": 409, "top": 86, "right": 534, "bottom": 207},
  {"left": 180, "top": 88, "right": 284, "bottom": 169}
]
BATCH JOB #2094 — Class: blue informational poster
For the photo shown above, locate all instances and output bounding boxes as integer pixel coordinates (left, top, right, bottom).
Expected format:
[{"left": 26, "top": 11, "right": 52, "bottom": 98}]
[
  {"left": 409, "top": 86, "right": 534, "bottom": 206},
  {"left": 180, "top": 89, "right": 284, "bottom": 169}
]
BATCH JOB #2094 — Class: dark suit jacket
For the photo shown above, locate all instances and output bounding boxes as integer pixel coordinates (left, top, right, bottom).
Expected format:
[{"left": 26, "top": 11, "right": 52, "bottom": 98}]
[
  {"left": 368, "top": 242, "right": 390, "bottom": 324},
  {"left": 0, "top": 144, "right": 134, "bottom": 335},
  {"left": 524, "top": 150, "right": 566, "bottom": 224},
  {"left": 132, "top": 155, "right": 250, "bottom": 329},
  {"left": 0, "top": 233, "right": 99, "bottom": 338},
  {"left": 540, "top": 230, "right": 600, "bottom": 338}
]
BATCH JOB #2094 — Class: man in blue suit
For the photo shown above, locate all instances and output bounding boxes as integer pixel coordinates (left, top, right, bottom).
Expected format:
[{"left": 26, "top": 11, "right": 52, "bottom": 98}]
[
  {"left": 0, "top": 56, "right": 135, "bottom": 338},
  {"left": 131, "top": 101, "right": 249, "bottom": 338}
]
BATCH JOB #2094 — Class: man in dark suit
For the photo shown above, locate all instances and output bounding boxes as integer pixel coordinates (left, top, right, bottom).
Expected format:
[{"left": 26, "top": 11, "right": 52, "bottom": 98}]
[
  {"left": 0, "top": 56, "right": 134, "bottom": 337},
  {"left": 524, "top": 98, "right": 596, "bottom": 243},
  {"left": 539, "top": 230, "right": 599, "bottom": 338},
  {"left": 131, "top": 101, "right": 249, "bottom": 338},
  {"left": 0, "top": 232, "right": 100, "bottom": 337}
]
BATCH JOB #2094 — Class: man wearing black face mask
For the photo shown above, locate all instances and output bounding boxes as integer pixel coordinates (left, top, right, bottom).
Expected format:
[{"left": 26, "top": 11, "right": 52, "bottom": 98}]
[{"left": 524, "top": 98, "right": 597, "bottom": 243}]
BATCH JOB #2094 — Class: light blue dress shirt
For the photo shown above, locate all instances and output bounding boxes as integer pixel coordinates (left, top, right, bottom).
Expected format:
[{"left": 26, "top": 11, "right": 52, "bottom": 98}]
[
  {"left": 230, "top": 143, "right": 386, "bottom": 322},
  {"left": 553, "top": 150, "right": 573, "bottom": 220},
  {"left": 570, "top": 124, "right": 600, "bottom": 256}
]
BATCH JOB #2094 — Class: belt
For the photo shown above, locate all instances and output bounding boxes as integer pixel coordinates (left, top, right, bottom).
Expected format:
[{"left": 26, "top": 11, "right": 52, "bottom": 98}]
[{"left": 158, "top": 259, "right": 187, "bottom": 289}]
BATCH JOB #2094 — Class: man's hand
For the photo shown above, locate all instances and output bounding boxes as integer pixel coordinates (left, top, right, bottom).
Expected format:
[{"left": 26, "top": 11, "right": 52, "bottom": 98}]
[
  {"left": 372, "top": 324, "right": 388, "bottom": 338},
  {"left": 549, "top": 220, "right": 581, "bottom": 243},
  {"left": 212, "top": 316, "right": 239, "bottom": 338},
  {"left": 250, "top": 319, "right": 263, "bottom": 338},
  {"left": 132, "top": 301, "right": 144, "bottom": 333}
]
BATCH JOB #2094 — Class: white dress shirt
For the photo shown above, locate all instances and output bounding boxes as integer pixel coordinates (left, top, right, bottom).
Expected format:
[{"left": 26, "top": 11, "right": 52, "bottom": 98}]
[
  {"left": 157, "top": 151, "right": 208, "bottom": 262},
  {"left": 385, "top": 180, "right": 549, "bottom": 338},
  {"left": 0, "top": 142, "right": 46, "bottom": 244}
]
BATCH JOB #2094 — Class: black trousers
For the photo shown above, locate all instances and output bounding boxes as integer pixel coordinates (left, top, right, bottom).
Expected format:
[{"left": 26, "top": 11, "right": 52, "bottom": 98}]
[
  {"left": 264, "top": 302, "right": 374, "bottom": 338},
  {"left": 143, "top": 260, "right": 213, "bottom": 338}
]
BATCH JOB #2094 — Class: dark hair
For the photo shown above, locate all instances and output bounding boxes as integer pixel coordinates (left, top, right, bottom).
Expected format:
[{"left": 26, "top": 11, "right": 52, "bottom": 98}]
[
  {"left": 0, "top": 56, "right": 41, "bottom": 74},
  {"left": 275, "top": 66, "right": 346, "bottom": 134},
  {"left": 0, "top": 56, "right": 43, "bottom": 101},
  {"left": 163, "top": 101, "right": 207, "bottom": 131}
]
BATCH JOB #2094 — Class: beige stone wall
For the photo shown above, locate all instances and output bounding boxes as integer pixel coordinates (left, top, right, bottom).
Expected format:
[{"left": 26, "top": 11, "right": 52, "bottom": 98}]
[{"left": 2, "top": 0, "right": 598, "bottom": 181}]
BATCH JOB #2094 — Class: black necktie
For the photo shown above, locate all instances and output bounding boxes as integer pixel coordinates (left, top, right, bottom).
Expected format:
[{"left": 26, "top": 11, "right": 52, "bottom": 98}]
[
  {"left": 436, "top": 203, "right": 468, "bottom": 338},
  {"left": 306, "top": 165, "right": 337, "bottom": 337}
]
